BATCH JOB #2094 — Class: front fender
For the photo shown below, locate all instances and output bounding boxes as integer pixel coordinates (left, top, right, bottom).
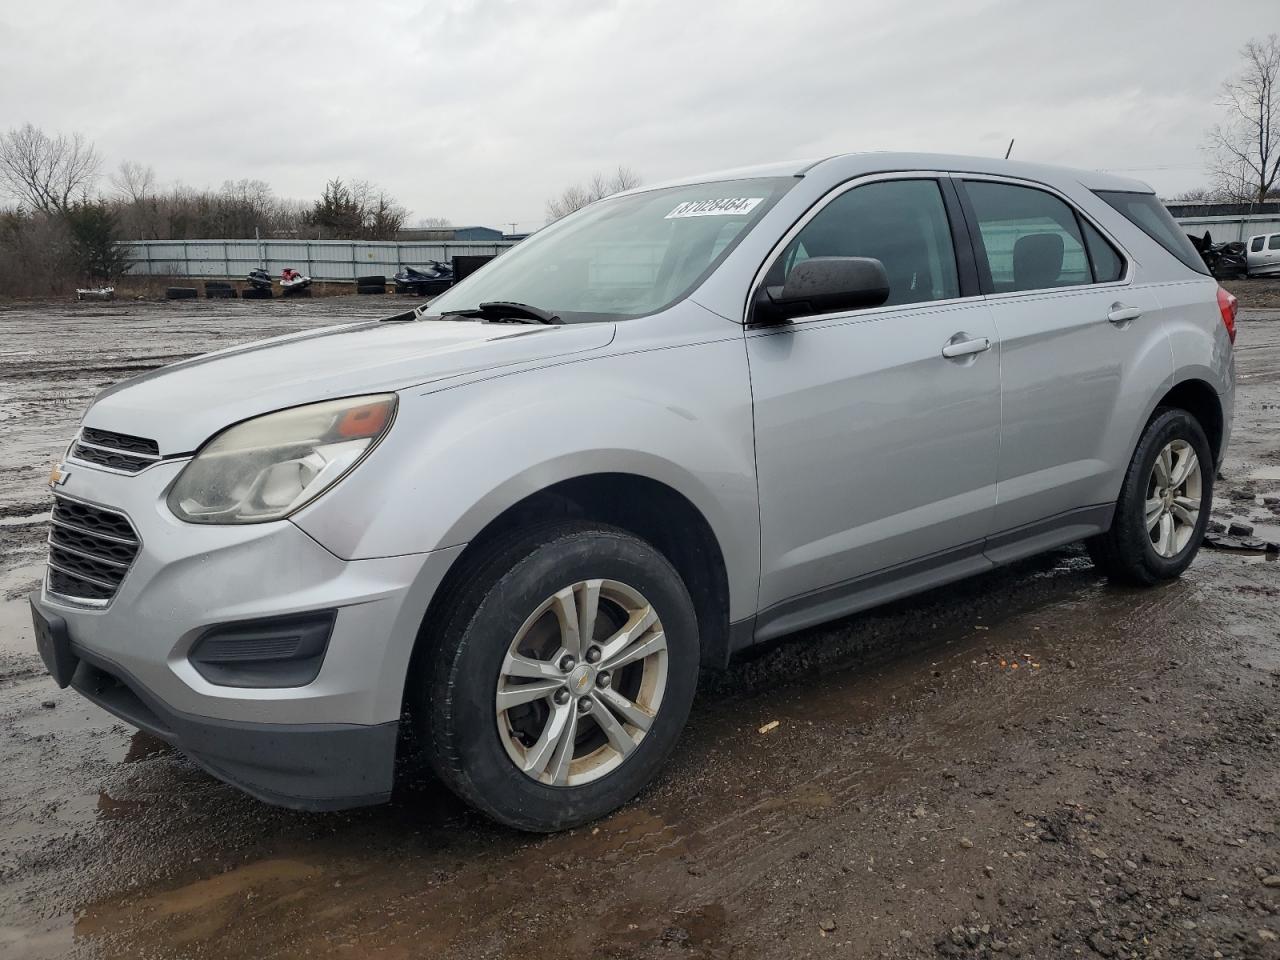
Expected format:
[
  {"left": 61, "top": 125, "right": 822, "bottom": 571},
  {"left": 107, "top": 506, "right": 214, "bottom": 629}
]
[{"left": 291, "top": 338, "right": 760, "bottom": 621}]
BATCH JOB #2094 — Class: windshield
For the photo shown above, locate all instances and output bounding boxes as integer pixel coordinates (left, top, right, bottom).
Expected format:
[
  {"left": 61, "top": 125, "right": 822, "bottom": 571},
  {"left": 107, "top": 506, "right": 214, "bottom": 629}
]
[{"left": 427, "top": 177, "right": 795, "bottom": 322}]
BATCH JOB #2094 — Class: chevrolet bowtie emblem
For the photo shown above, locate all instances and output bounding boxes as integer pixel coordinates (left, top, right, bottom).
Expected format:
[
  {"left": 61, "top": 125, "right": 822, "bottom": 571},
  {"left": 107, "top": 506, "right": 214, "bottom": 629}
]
[{"left": 49, "top": 463, "right": 70, "bottom": 487}]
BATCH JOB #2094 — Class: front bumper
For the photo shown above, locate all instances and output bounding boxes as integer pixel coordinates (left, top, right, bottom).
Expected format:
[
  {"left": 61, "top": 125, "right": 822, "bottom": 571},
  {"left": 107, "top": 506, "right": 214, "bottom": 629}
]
[
  {"left": 52, "top": 620, "right": 398, "bottom": 809},
  {"left": 34, "top": 458, "right": 464, "bottom": 809}
]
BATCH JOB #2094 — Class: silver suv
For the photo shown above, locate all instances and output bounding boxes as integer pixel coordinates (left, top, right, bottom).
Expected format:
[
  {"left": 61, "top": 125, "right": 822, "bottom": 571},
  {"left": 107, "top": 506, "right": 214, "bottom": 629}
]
[{"left": 31, "top": 153, "right": 1236, "bottom": 831}]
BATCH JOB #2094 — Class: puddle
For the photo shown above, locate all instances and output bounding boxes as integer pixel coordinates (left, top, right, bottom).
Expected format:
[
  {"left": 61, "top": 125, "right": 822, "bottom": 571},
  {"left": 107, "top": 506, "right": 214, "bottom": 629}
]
[
  {"left": 0, "top": 511, "right": 49, "bottom": 527},
  {"left": 0, "top": 595, "right": 36, "bottom": 657},
  {"left": 1246, "top": 519, "right": 1280, "bottom": 542}
]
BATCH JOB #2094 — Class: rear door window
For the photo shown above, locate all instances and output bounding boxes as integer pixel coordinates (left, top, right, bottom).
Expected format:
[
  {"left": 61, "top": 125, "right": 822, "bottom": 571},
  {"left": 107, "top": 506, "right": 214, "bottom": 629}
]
[
  {"left": 961, "top": 181, "right": 1092, "bottom": 292},
  {"left": 1094, "top": 191, "right": 1209, "bottom": 275},
  {"left": 1270, "top": 235, "right": 1280, "bottom": 251}
]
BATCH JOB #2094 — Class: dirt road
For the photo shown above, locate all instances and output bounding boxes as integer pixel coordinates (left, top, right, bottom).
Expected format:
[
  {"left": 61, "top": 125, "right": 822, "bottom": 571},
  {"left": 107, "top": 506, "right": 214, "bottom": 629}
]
[{"left": 1, "top": 291, "right": 1278, "bottom": 959}]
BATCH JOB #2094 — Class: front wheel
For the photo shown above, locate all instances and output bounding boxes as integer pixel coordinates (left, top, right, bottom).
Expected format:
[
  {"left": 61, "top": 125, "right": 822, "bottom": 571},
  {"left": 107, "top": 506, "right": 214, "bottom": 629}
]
[
  {"left": 1088, "top": 408, "right": 1214, "bottom": 585},
  {"left": 418, "top": 522, "right": 700, "bottom": 832}
]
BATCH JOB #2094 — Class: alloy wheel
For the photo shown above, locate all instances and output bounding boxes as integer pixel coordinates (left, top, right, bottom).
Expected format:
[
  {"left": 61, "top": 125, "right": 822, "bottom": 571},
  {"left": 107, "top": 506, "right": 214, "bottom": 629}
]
[
  {"left": 495, "top": 579, "right": 669, "bottom": 786},
  {"left": 1145, "top": 439, "right": 1202, "bottom": 558}
]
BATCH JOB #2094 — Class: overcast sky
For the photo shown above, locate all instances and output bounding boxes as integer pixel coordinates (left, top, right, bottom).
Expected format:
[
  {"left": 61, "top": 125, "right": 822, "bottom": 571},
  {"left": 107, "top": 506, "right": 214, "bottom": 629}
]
[{"left": 0, "top": 0, "right": 1271, "bottom": 231}]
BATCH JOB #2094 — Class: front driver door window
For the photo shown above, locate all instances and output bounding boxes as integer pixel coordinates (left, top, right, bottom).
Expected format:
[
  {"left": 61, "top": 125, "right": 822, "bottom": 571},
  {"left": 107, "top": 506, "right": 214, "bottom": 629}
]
[{"left": 767, "top": 179, "right": 961, "bottom": 307}]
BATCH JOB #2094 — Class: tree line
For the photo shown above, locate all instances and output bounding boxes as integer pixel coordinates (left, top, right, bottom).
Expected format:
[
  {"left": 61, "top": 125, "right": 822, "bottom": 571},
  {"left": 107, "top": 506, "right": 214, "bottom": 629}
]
[{"left": 0, "top": 123, "right": 421, "bottom": 295}]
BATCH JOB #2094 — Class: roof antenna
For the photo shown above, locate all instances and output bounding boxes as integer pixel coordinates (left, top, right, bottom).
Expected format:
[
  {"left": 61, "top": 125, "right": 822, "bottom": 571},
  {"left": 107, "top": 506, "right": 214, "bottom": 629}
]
[{"left": 1004, "top": 138, "right": 1015, "bottom": 159}]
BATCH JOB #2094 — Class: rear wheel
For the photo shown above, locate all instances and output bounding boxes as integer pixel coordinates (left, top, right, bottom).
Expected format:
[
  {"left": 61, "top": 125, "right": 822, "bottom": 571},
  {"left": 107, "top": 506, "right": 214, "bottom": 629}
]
[
  {"left": 1088, "top": 408, "right": 1213, "bottom": 585},
  {"left": 418, "top": 522, "right": 699, "bottom": 832}
]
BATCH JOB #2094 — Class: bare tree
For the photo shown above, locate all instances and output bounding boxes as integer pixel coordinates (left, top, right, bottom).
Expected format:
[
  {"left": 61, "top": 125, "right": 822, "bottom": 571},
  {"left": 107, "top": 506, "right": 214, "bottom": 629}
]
[
  {"left": 1206, "top": 34, "right": 1280, "bottom": 202},
  {"left": 109, "top": 160, "right": 156, "bottom": 203},
  {"left": 545, "top": 165, "right": 641, "bottom": 222},
  {"left": 111, "top": 161, "right": 163, "bottom": 239},
  {"left": 1170, "top": 186, "right": 1215, "bottom": 203},
  {"left": 220, "top": 178, "right": 275, "bottom": 210},
  {"left": 0, "top": 123, "right": 101, "bottom": 215},
  {"left": 350, "top": 180, "right": 408, "bottom": 238},
  {"left": 415, "top": 215, "right": 453, "bottom": 228},
  {"left": 363, "top": 189, "right": 408, "bottom": 239}
]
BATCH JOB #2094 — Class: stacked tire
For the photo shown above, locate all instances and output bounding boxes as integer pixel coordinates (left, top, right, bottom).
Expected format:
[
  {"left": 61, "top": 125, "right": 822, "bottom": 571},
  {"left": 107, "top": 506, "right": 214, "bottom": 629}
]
[
  {"left": 204, "top": 281, "right": 236, "bottom": 299},
  {"left": 165, "top": 287, "right": 198, "bottom": 300},
  {"left": 356, "top": 274, "right": 386, "bottom": 295}
]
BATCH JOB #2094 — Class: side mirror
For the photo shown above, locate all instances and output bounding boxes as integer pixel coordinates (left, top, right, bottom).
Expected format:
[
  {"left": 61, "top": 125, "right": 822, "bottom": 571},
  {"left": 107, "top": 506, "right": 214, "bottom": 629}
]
[{"left": 753, "top": 256, "right": 890, "bottom": 324}]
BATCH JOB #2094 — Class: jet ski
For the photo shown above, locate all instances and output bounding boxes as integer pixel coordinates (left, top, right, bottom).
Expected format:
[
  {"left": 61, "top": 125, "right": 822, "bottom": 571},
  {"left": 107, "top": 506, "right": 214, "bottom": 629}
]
[
  {"left": 393, "top": 261, "right": 454, "bottom": 296},
  {"left": 280, "top": 268, "right": 313, "bottom": 295},
  {"left": 246, "top": 268, "right": 273, "bottom": 296}
]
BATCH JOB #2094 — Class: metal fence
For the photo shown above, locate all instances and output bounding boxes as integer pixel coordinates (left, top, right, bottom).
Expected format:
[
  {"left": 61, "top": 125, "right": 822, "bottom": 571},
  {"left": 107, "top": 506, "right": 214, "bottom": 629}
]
[
  {"left": 1175, "top": 214, "right": 1280, "bottom": 244},
  {"left": 118, "top": 213, "right": 1280, "bottom": 283},
  {"left": 120, "top": 238, "right": 520, "bottom": 282}
]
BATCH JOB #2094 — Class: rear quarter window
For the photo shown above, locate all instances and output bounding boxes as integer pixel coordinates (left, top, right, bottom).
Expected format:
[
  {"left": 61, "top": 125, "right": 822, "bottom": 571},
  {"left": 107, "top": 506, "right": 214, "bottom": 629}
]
[
  {"left": 1082, "top": 220, "right": 1125, "bottom": 283},
  {"left": 1094, "top": 191, "right": 1208, "bottom": 275}
]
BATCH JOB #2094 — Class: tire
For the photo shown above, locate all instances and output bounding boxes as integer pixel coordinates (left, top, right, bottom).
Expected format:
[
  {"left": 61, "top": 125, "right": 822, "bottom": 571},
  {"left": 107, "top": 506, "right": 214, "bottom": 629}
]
[
  {"left": 417, "top": 521, "right": 700, "bottom": 832},
  {"left": 356, "top": 274, "right": 386, "bottom": 286},
  {"left": 1087, "top": 408, "right": 1214, "bottom": 585},
  {"left": 165, "top": 287, "right": 198, "bottom": 300},
  {"left": 356, "top": 284, "right": 385, "bottom": 295}
]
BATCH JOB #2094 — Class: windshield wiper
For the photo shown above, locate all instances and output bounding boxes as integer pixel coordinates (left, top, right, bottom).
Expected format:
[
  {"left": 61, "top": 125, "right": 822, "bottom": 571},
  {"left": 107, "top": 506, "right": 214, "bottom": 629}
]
[{"left": 445, "top": 301, "right": 563, "bottom": 325}]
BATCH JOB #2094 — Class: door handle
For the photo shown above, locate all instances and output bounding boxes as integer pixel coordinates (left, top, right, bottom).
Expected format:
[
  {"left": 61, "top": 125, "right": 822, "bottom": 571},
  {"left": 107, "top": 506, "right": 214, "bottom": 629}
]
[
  {"left": 941, "top": 336, "right": 991, "bottom": 359},
  {"left": 1107, "top": 304, "right": 1142, "bottom": 324}
]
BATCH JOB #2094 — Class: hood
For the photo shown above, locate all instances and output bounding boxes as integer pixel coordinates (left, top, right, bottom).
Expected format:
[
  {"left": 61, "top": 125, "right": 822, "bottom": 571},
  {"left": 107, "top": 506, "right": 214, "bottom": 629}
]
[{"left": 83, "top": 318, "right": 616, "bottom": 454}]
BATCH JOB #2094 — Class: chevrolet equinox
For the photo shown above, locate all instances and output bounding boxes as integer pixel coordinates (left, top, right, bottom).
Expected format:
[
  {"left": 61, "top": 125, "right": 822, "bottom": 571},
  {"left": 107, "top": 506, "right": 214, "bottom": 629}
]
[{"left": 31, "top": 153, "right": 1236, "bottom": 831}]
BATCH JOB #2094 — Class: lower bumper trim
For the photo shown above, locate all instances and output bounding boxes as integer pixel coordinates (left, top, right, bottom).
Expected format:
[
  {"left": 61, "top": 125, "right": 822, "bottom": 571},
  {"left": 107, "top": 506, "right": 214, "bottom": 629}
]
[{"left": 65, "top": 638, "right": 397, "bottom": 812}]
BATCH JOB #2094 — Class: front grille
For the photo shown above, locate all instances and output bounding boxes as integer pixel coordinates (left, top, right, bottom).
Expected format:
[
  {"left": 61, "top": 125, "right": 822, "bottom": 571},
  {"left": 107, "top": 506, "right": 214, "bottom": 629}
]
[
  {"left": 81, "top": 428, "right": 159, "bottom": 456},
  {"left": 46, "top": 496, "right": 140, "bottom": 604},
  {"left": 71, "top": 427, "right": 161, "bottom": 474}
]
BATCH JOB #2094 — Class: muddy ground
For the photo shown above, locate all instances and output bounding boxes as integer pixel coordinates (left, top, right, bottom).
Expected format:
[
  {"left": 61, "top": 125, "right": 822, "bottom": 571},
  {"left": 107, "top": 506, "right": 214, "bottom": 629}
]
[{"left": 0, "top": 286, "right": 1278, "bottom": 960}]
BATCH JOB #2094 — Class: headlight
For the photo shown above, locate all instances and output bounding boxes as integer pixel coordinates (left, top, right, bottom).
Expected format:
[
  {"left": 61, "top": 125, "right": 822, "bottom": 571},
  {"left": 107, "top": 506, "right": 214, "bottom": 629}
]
[{"left": 167, "top": 394, "right": 396, "bottom": 524}]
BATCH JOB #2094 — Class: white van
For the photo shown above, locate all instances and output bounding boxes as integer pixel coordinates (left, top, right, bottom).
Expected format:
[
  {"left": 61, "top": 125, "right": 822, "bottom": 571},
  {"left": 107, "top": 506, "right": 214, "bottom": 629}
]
[{"left": 1246, "top": 232, "right": 1280, "bottom": 277}]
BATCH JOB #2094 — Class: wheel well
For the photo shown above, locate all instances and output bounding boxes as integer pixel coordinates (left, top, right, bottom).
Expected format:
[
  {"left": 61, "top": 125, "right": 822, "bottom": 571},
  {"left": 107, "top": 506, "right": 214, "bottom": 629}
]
[
  {"left": 1157, "top": 379, "right": 1224, "bottom": 464},
  {"left": 411, "top": 474, "right": 733, "bottom": 689}
]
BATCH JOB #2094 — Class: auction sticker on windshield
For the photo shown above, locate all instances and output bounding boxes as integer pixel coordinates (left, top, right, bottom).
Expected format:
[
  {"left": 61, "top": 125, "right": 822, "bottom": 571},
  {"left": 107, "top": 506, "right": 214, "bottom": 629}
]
[{"left": 665, "top": 198, "right": 764, "bottom": 219}]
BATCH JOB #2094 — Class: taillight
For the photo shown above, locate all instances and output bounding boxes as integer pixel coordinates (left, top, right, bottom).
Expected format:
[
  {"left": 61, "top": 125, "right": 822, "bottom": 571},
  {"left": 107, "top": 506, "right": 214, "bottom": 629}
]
[{"left": 1216, "top": 286, "right": 1238, "bottom": 344}]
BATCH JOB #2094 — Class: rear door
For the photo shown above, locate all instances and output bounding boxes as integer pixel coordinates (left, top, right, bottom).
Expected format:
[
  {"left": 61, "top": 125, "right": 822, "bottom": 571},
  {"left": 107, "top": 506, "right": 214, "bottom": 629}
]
[
  {"left": 1254, "top": 234, "right": 1280, "bottom": 275},
  {"left": 954, "top": 177, "right": 1165, "bottom": 554},
  {"left": 1247, "top": 234, "right": 1266, "bottom": 275},
  {"left": 747, "top": 175, "right": 1001, "bottom": 633}
]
